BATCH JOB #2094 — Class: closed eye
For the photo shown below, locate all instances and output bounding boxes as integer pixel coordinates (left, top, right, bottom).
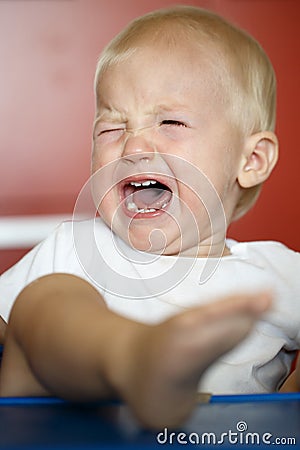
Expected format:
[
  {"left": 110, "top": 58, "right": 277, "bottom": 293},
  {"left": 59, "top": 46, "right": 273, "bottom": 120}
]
[
  {"left": 160, "top": 120, "right": 187, "bottom": 127},
  {"left": 98, "top": 127, "right": 124, "bottom": 136}
]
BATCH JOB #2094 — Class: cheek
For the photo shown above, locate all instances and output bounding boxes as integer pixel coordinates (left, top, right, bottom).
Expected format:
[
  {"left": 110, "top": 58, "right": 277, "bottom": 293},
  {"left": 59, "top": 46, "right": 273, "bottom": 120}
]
[
  {"left": 91, "top": 144, "right": 102, "bottom": 173},
  {"left": 90, "top": 153, "right": 120, "bottom": 221},
  {"left": 91, "top": 149, "right": 108, "bottom": 173},
  {"left": 177, "top": 175, "right": 223, "bottom": 223},
  {"left": 96, "top": 190, "right": 119, "bottom": 228},
  {"left": 187, "top": 147, "right": 233, "bottom": 196},
  {"left": 177, "top": 183, "right": 203, "bottom": 220},
  {"left": 98, "top": 195, "right": 113, "bottom": 218},
  {"left": 91, "top": 142, "right": 121, "bottom": 173}
]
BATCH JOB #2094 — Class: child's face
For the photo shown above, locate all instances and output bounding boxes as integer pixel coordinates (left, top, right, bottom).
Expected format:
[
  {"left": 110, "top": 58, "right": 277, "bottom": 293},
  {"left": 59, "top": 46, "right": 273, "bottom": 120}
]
[{"left": 92, "top": 41, "right": 244, "bottom": 257}]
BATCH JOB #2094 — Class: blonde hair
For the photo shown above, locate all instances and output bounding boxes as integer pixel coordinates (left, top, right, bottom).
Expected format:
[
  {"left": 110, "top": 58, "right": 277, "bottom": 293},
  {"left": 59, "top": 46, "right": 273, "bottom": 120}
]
[{"left": 94, "top": 6, "right": 276, "bottom": 219}]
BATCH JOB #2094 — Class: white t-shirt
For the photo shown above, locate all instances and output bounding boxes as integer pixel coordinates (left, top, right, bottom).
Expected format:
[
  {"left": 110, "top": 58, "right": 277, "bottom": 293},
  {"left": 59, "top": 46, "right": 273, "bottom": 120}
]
[{"left": 0, "top": 218, "right": 300, "bottom": 394}]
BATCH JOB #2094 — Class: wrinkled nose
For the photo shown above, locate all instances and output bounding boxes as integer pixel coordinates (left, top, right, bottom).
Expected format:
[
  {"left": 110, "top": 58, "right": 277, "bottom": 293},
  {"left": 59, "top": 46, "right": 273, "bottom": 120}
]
[{"left": 121, "top": 129, "right": 156, "bottom": 163}]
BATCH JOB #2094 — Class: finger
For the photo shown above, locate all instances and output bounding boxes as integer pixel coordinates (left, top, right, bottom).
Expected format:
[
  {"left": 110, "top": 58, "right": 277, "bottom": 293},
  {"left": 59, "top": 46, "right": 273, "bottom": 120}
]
[{"left": 191, "top": 291, "right": 273, "bottom": 322}]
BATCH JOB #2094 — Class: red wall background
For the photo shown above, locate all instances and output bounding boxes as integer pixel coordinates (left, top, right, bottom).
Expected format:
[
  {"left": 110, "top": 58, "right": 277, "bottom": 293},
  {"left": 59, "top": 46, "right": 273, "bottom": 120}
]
[{"left": 0, "top": 0, "right": 299, "bottom": 272}]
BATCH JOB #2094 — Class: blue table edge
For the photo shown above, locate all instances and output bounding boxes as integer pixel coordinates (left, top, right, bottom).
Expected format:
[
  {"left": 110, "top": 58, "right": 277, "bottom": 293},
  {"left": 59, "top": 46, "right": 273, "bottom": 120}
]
[{"left": 0, "top": 392, "right": 299, "bottom": 406}]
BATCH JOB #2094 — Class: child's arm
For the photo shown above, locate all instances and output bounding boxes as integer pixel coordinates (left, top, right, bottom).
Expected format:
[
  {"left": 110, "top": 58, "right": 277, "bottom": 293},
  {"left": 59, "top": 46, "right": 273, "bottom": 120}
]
[
  {"left": 0, "top": 274, "right": 271, "bottom": 429},
  {"left": 0, "top": 315, "right": 6, "bottom": 345}
]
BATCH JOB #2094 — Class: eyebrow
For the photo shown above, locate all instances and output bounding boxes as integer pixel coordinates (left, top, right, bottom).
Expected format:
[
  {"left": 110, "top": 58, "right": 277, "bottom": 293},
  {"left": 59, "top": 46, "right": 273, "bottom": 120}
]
[
  {"left": 156, "top": 103, "right": 190, "bottom": 113},
  {"left": 93, "top": 110, "right": 128, "bottom": 130},
  {"left": 96, "top": 107, "right": 127, "bottom": 120}
]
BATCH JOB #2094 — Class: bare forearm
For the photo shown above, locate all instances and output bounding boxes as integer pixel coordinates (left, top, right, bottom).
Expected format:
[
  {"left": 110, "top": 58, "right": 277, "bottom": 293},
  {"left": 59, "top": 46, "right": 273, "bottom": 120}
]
[
  {"left": 0, "top": 276, "right": 272, "bottom": 429},
  {"left": 0, "top": 274, "right": 146, "bottom": 400}
]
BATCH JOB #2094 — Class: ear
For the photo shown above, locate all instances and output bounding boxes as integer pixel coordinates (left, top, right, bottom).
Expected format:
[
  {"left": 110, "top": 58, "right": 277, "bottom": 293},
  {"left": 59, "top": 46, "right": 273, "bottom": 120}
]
[{"left": 238, "top": 131, "right": 279, "bottom": 188}]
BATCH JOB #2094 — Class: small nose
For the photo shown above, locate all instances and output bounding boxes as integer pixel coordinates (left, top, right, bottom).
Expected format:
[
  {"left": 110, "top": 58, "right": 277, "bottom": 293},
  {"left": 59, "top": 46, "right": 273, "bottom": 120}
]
[{"left": 121, "top": 128, "right": 156, "bottom": 163}]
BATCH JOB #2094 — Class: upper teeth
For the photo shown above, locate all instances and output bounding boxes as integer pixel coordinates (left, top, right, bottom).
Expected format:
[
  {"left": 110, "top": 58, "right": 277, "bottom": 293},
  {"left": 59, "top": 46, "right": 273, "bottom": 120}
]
[{"left": 129, "top": 180, "right": 157, "bottom": 187}]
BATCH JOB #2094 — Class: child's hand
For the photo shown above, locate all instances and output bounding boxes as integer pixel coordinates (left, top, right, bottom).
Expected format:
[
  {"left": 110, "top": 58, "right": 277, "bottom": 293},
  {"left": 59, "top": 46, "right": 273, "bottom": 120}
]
[{"left": 121, "top": 292, "right": 272, "bottom": 429}]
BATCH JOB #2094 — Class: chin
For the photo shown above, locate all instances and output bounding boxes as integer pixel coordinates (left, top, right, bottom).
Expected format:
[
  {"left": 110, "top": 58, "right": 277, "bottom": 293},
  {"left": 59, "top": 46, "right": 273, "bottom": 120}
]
[{"left": 126, "top": 227, "right": 169, "bottom": 254}]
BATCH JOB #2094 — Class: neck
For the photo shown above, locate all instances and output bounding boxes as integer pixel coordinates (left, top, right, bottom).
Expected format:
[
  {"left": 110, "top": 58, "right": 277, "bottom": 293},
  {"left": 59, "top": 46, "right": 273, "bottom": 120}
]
[{"left": 162, "top": 232, "right": 230, "bottom": 258}]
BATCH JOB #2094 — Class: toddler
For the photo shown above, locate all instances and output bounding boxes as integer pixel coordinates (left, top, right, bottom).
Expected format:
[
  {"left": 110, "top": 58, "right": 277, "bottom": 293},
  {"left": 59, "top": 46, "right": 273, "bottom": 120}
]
[{"left": 0, "top": 6, "right": 299, "bottom": 429}]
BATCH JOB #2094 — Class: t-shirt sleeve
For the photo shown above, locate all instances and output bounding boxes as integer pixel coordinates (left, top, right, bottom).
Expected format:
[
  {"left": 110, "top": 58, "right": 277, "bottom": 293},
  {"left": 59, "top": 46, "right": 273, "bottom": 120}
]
[{"left": 0, "top": 221, "right": 75, "bottom": 322}]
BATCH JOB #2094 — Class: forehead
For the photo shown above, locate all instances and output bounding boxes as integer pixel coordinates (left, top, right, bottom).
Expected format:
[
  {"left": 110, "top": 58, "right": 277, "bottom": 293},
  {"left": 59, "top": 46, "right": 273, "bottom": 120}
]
[{"left": 96, "top": 42, "right": 222, "bottom": 109}]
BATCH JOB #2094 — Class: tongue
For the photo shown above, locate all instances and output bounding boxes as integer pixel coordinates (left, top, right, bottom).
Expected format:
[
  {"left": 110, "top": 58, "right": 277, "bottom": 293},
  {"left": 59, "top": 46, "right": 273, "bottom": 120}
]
[{"left": 133, "top": 188, "right": 172, "bottom": 209}]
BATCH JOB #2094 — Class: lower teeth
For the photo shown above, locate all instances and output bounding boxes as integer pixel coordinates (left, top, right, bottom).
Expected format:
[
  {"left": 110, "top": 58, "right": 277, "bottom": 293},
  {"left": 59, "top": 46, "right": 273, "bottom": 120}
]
[
  {"left": 127, "top": 204, "right": 156, "bottom": 213},
  {"left": 126, "top": 201, "right": 167, "bottom": 214}
]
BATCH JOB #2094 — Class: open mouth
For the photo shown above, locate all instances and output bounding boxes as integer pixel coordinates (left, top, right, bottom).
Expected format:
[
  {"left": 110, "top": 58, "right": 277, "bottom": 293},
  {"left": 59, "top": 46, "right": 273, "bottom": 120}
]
[{"left": 120, "top": 177, "right": 173, "bottom": 217}]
